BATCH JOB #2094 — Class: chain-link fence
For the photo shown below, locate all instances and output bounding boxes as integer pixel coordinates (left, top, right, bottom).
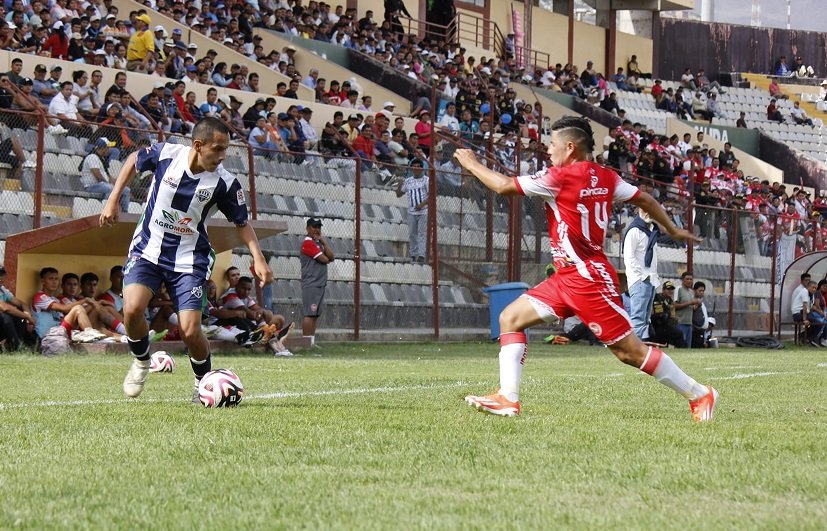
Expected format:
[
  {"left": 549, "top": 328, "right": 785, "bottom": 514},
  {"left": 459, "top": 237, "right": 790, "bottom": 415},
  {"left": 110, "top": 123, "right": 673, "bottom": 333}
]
[{"left": 0, "top": 105, "right": 801, "bottom": 339}]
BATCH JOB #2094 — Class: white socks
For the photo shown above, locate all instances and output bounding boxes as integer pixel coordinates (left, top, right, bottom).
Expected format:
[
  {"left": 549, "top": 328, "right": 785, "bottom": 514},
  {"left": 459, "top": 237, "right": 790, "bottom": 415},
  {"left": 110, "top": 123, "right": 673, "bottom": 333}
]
[
  {"left": 640, "top": 346, "right": 708, "bottom": 400},
  {"left": 304, "top": 335, "right": 315, "bottom": 346},
  {"left": 498, "top": 332, "right": 527, "bottom": 402}
]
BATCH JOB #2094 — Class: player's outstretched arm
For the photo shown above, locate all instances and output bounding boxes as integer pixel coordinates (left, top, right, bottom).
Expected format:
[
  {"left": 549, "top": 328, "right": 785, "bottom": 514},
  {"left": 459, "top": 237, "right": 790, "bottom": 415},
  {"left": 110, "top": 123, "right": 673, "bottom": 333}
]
[
  {"left": 629, "top": 191, "right": 702, "bottom": 243},
  {"left": 237, "top": 223, "right": 273, "bottom": 287},
  {"left": 99, "top": 151, "right": 138, "bottom": 227},
  {"left": 453, "top": 149, "right": 521, "bottom": 196}
]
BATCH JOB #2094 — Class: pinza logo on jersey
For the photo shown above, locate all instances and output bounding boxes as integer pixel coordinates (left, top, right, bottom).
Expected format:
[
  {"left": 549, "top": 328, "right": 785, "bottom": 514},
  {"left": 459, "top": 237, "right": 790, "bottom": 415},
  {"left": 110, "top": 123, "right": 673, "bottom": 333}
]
[
  {"left": 580, "top": 173, "right": 608, "bottom": 198},
  {"left": 155, "top": 210, "right": 194, "bottom": 235},
  {"left": 195, "top": 189, "right": 211, "bottom": 203}
]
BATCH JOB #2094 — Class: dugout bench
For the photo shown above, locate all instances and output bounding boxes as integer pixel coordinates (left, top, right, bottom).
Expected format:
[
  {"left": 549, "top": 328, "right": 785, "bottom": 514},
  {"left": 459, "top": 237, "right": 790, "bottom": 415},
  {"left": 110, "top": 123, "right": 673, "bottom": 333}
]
[{"left": 3, "top": 214, "right": 310, "bottom": 352}]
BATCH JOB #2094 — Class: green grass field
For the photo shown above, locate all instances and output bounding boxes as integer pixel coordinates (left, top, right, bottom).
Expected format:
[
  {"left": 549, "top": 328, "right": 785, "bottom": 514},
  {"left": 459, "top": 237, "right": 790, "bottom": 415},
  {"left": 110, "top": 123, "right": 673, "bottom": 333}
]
[{"left": 1, "top": 343, "right": 826, "bottom": 529}]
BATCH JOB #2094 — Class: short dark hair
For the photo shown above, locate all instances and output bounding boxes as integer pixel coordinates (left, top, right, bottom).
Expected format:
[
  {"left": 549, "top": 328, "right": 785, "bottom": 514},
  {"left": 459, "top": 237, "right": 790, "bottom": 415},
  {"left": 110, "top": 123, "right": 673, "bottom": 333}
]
[
  {"left": 80, "top": 272, "right": 99, "bottom": 284},
  {"left": 802, "top": 273, "right": 811, "bottom": 281},
  {"left": 225, "top": 266, "right": 239, "bottom": 278},
  {"left": 110, "top": 265, "right": 122, "bottom": 275},
  {"left": 62, "top": 273, "right": 79, "bottom": 284},
  {"left": 40, "top": 267, "right": 58, "bottom": 278},
  {"left": 192, "top": 117, "right": 230, "bottom": 143},
  {"left": 238, "top": 276, "right": 253, "bottom": 285},
  {"left": 550, "top": 116, "right": 595, "bottom": 153},
  {"left": 681, "top": 271, "right": 693, "bottom": 279},
  {"left": 693, "top": 281, "right": 706, "bottom": 290}
]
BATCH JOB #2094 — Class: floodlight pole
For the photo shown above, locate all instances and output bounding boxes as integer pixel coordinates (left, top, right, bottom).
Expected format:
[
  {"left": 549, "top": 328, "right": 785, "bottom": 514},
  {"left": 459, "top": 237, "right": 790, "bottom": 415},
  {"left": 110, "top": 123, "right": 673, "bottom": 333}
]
[{"left": 429, "top": 84, "right": 440, "bottom": 339}]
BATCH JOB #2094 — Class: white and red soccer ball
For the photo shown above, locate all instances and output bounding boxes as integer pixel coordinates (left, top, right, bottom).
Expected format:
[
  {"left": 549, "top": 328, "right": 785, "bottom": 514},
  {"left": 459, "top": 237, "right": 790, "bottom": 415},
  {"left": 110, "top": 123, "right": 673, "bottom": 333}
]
[
  {"left": 198, "top": 369, "right": 244, "bottom": 408},
  {"left": 149, "top": 351, "right": 176, "bottom": 373}
]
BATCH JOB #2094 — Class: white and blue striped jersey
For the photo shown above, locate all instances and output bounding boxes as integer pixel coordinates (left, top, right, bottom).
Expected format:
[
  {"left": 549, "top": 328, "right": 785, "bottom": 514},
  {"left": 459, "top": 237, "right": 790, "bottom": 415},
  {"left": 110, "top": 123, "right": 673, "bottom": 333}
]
[{"left": 128, "top": 142, "right": 248, "bottom": 276}]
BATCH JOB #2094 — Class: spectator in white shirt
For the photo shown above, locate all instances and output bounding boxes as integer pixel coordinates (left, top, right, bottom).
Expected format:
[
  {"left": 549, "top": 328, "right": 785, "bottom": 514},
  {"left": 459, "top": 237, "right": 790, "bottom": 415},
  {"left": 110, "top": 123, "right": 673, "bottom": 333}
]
[
  {"left": 299, "top": 107, "right": 318, "bottom": 149},
  {"left": 791, "top": 101, "right": 814, "bottom": 127},
  {"left": 623, "top": 209, "right": 660, "bottom": 340},
  {"left": 81, "top": 138, "right": 130, "bottom": 212},
  {"left": 438, "top": 101, "right": 460, "bottom": 134}
]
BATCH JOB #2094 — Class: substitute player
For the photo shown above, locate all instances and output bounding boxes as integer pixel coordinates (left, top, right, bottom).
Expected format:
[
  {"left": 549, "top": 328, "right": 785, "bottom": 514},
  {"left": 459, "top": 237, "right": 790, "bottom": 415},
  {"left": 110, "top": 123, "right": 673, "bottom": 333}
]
[
  {"left": 99, "top": 117, "right": 273, "bottom": 401},
  {"left": 454, "top": 116, "right": 718, "bottom": 421}
]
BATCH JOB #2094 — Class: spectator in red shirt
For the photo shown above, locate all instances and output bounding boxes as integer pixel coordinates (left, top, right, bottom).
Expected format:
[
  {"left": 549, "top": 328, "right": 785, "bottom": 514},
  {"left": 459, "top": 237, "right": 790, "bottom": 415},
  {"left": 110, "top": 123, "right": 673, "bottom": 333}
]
[
  {"left": 651, "top": 79, "right": 664, "bottom": 98},
  {"left": 414, "top": 110, "right": 432, "bottom": 156},
  {"left": 42, "top": 22, "right": 69, "bottom": 60},
  {"left": 352, "top": 127, "right": 375, "bottom": 168},
  {"left": 767, "top": 98, "right": 785, "bottom": 123}
]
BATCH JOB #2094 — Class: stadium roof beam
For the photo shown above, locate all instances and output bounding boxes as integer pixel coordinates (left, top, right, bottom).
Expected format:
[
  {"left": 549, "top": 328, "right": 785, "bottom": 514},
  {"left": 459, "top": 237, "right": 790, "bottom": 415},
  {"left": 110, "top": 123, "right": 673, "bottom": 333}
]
[
  {"left": 583, "top": 0, "right": 695, "bottom": 11},
  {"left": 580, "top": 0, "right": 694, "bottom": 11}
]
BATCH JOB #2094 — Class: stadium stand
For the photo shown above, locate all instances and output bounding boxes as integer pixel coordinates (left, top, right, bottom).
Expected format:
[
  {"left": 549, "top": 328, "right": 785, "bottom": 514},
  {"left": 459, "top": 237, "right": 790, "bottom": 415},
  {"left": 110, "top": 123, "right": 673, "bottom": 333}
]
[{"left": 1, "top": 0, "right": 818, "bottom": 337}]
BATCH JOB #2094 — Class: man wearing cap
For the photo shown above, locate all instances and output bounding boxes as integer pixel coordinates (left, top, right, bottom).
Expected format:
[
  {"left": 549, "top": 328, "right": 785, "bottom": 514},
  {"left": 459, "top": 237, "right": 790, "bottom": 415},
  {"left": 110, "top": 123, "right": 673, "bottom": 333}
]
[
  {"left": 300, "top": 218, "right": 334, "bottom": 347},
  {"left": 32, "top": 64, "right": 57, "bottom": 105},
  {"left": 298, "top": 107, "right": 318, "bottom": 149},
  {"left": 153, "top": 25, "right": 168, "bottom": 54},
  {"left": 126, "top": 12, "right": 154, "bottom": 72},
  {"left": 650, "top": 282, "right": 687, "bottom": 348},
  {"left": 164, "top": 41, "right": 187, "bottom": 80},
  {"left": 82, "top": 137, "right": 130, "bottom": 212},
  {"left": 240, "top": 98, "right": 266, "bottom": 130}
]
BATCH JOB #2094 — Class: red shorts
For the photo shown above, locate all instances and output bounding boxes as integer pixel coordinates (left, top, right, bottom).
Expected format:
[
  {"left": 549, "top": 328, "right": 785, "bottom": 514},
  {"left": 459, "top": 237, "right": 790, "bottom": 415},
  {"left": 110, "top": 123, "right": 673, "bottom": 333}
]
[{"left": 522, "top": 258, "right": 633, "bottom": 345}]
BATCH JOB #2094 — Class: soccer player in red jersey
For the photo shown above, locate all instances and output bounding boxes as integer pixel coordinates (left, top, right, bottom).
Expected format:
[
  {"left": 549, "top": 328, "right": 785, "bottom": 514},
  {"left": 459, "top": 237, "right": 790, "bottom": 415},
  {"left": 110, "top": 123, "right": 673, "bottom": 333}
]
[{"left": 454, "top": 116, "right": 718, "bottom": 421}]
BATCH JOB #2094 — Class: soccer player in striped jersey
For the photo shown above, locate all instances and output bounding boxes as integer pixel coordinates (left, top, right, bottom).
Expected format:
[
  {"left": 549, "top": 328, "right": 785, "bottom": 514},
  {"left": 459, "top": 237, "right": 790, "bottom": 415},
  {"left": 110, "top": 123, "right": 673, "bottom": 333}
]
[
  {"left": 454, "top": 116, "right": 719, "bottom": 421},
  {"left": 99, "top": 117, "right": 273, "bottom": 401}
]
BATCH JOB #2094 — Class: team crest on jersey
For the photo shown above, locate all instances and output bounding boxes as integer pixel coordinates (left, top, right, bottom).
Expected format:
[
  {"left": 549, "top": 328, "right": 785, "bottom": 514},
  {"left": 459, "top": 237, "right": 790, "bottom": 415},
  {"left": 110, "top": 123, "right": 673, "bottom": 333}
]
[
  {"left": 590, "top": 175, "right": 598, "bottom": 187},
  {"left": 237, "top": 189, "right": 246, "bottom": 205},
  {"left": 155, "top": 210, "right": 195, "bottom": 235},
  {"left": 191, "top": 285, "right": 203, "bottom": 298},
  {"left": 195, "top": 189, "right": 212, "bottom": 203}
]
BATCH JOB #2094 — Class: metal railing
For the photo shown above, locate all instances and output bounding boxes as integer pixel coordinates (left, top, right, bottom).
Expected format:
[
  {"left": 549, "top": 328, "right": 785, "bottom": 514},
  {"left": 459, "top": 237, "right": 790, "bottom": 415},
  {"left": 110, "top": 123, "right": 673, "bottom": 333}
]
[{"left": 0, "top": 107, "right": 796, "bottom": 340}]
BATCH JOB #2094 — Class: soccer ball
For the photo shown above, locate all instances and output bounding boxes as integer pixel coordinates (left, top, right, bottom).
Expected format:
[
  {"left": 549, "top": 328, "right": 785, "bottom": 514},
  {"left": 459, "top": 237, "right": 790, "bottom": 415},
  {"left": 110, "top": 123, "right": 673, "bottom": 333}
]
[
  {"left": 197, "top": 369, "right": 244, "bottom": 408},
  {"left": 149, "top": 351, "right": 176, "bottom": 373}
]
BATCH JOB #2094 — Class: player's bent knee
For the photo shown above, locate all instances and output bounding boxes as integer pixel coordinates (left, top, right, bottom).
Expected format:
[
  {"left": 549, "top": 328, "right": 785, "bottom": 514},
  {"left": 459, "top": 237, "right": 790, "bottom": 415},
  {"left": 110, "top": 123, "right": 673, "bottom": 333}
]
[{"left": 609, "top": 344, "right": 645, "bottom": 366}]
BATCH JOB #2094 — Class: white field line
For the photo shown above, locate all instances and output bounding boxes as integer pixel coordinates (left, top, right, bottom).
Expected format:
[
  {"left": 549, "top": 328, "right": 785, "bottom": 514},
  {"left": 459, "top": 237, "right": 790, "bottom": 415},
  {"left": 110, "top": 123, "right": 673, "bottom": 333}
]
[
  {"left": 708, "top": 371, "right": 797, "bottom": 380},
  {"left": 0, "top": 382, "right": 470, "bottom": 411}
]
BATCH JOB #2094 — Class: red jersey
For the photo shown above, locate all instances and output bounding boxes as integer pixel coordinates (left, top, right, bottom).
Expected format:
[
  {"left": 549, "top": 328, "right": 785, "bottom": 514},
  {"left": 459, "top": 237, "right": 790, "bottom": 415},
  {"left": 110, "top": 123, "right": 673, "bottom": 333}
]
[{"left": 515, "top": 161, "right": 639, "bottom": 273}]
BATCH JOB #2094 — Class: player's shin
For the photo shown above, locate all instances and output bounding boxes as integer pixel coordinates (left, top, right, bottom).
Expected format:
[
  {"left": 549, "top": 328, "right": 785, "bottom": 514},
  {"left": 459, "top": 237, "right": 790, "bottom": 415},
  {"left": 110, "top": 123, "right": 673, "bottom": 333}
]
[
  {"left": 127, "top": 335, "right": 151, "bottom": 361},
  {"left": 498, "top": 331, "right": 527, "bottom": 402},
  {"left": 190, "top": 354, "right": 212, "bottom": 381},
  {"left": 639, "top": 346, "right": 708, "bottom": 400}
]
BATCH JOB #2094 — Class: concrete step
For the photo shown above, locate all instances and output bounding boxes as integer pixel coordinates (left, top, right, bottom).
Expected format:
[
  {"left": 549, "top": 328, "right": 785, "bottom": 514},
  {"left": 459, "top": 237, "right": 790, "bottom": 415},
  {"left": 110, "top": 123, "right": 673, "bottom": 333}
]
[{"left": 0, "top": 178, "right": 21, "bottom": 191}]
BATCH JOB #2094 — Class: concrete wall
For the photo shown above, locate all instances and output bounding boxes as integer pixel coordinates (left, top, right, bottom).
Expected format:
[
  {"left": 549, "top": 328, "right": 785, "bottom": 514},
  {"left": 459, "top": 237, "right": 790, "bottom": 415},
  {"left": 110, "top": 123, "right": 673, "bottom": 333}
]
[
  {"left": 615, "top": 30, "right": 653, "bottom": 76},
  {"left": 110, "top": 0, "right": 315, "bottom": 101},
  {"left": 252, "top": 28, "right": 411, "bottom": 111},
  {"left": 572, "top": 20, "right": 606, "bottom": 75}
]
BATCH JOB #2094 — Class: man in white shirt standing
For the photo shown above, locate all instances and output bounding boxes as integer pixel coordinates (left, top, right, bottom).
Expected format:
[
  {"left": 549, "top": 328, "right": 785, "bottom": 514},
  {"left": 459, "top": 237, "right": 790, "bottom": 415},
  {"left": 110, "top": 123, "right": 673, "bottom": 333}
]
[{"left": 623, "top": 209, "right": 660, "bottom": 340}]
